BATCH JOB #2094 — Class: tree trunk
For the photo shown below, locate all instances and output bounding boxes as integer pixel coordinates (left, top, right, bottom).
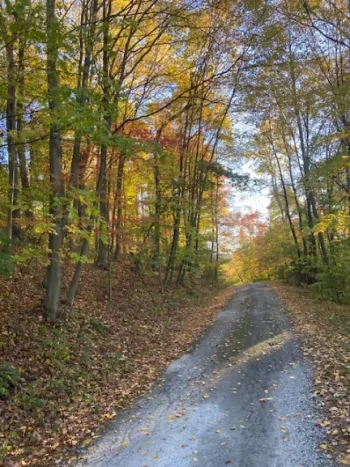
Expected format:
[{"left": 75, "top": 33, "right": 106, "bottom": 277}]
[
  {"left": 96, "top": 141, "right": 109, "bottom": 269},
  {"left": 44, "top": 0, "right": 64, "bottom": 321},
  {"left": 66, "top": 228, "right": 91, "bottom": 307},
  {"left": 114, "top": 154, "right": 125, "bottom": 260},
  {"left": 95, "top": 0, "right": 111, "bottom": 269},
  {"left": 5, "top": 41, "right": 18, "bottom": 240},
  {"left": 269, "top": 136, "right": 301, "bottom": 259},
  {"left": 17, "top": 45, "right": 33, "bottom": 219}
]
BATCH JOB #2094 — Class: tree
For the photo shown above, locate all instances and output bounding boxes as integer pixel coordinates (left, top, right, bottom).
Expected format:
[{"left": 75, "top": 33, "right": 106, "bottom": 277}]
[{"left": 43, "top": 0, "right": 64, "bottom": 320}]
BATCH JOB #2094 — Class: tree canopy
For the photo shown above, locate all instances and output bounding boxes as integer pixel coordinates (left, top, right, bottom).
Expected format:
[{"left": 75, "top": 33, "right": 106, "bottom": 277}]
[{"left": 1, "top": 0, "right": 350, "bottom": 312}]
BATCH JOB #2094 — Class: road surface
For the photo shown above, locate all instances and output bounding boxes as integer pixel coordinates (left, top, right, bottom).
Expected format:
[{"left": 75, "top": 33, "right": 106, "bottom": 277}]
[{"left": 75, "top": 283, "right": 336, "bottom": 467}]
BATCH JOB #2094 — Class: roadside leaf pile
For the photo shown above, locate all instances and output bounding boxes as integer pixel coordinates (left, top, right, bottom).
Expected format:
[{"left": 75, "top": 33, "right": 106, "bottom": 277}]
[{"left": 0, "top": 264, "right": 233, "bottom": 466}]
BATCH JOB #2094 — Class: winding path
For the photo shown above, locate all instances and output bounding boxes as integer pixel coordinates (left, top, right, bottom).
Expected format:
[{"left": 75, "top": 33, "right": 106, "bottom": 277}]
[{"left": 76, "top": 283, "right": 336, "bottom": 467}]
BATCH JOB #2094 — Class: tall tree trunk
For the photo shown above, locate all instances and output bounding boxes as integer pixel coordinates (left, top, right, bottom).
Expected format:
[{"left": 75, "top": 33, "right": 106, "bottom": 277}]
[
  {"left": 214, "top": 172, "right": 219, "bottom": 280},
  {"left": 44, "top": 0, "right": 64, "bottom": 320},
  {"left": 96, "top": 0, "right": 111, "bottom": 269},
  {"left": 288, "top": 35, "right": 328, "bottom": 264},
  {"left": 5, "top": 41, "right": 19, "bottom": 240},
  {"left": 164, "top": 110, "right": 190, "bottom": 286},
  {"left": 269, "top": 135, "right": 301, "bottom": 259},
  {"left": 284, "top": 140, "right": 308, "bottom": 257},
  {"left": 17, "top": 45, "right": 33, "bottom": 219},
  {"left": 70, "top": 0, "right": 98, "bottom": 188},
  {"left": 153, "top": 150, "right": 161, "bottom": 267}
]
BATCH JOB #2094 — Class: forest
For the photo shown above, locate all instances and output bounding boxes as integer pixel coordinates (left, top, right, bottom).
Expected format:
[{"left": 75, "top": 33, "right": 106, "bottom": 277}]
[
  {"left": 0, "top": 0, "right": 349, "bottom": 465},
  {"left": 228, "top": 1, "right": 350, "bottom": 303}
]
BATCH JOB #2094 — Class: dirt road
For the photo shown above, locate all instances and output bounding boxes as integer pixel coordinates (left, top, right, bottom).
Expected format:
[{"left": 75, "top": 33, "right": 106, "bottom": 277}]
[{"left": 75, "top": 283, "right": 336, "bottom": 467}]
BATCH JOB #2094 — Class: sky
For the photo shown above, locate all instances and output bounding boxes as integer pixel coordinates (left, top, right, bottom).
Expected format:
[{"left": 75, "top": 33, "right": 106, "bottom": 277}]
[
  {"left": 229, "top": 119, "right": 271, "bottom": 220},
  {"left": 233, "top": 184, "right": 270, "bottom": 217}
]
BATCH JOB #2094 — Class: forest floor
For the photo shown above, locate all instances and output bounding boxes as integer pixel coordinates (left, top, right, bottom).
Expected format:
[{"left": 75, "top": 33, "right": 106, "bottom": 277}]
[
  {"left": 271, "top": 282, "right": 350, "bottom": 465},
  {"left": 0, "top": 263, "right": 233, "bottom": 466}
]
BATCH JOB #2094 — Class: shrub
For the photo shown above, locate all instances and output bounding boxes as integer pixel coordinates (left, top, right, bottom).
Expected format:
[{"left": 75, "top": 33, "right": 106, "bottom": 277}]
[
  {"left": 0, "top": 232, "right": 14, "bottom": 279},
  {"left": 0, "top": 363, "right": 20, "bottom": 398}
]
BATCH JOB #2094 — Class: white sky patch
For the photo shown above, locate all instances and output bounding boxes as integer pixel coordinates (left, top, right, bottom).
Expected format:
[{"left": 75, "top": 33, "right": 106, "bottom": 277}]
[
  {"left": 233, "top": 186, "right": 270, "bottom": 217},
  {"left": 229, "top": 119, "right": 271, "bottom": 219}
]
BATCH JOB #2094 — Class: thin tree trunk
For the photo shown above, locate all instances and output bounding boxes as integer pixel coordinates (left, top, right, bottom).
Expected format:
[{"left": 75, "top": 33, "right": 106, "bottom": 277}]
[
  {"left": 17, "top": 45, "right": 33, "bottom": 219},
  {"left": 288, "top": 36, "right": 327, "bottom": 264},
  {"left": 284, "top": 139, "right": 307, "bottom": 257},
  {"left": 66, "top": 226, "right": 92, "bottom": 307},
  {"left": 164, "top": 112, "right": 190, "bottom": 286},
  {"left": 70, "top": 0, "right": 97, "bottom": 188},
  {"left": 269, "top": 135, "right": 301, "bottom": 259},
  {"left": 96, "top": 141, "right": 109, "bottom": 269},
  {"left": 114, "top": 154, "right": 125, "bottom": 260},
  {"left": 214, "top": 172, "right": 219, "bottom": 280},
  {"left": 153, "top": 150, "right": 161, "bottom": 267},
  {"left": 5, "top": 41, "right": 18, "bottom": 240},
  {"left": 96, "top": 0, "right": 112, "bottom": 269}
]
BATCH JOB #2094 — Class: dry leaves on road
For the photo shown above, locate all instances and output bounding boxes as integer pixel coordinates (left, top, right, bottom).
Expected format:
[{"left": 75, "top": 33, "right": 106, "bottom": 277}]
[{"left": 270, "top": 282, "right": 350, "bottom": 463}]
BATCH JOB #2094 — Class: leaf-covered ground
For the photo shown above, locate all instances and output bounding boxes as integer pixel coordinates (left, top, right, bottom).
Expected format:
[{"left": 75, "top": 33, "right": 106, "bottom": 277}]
[
  {"left": 270, "top": 282, "right": 350, "bottom": 465},
  {"left": 0, "top": 264, "right": 233, "bottom": 466}
]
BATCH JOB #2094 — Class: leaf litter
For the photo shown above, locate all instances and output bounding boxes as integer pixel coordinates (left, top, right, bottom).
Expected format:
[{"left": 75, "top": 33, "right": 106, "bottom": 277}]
[
  {"left": 0, "top": 262, "right": 233, "bottom": 466},
  {"left": 270, "top": 283, "right": 350, "bottom": 464}
]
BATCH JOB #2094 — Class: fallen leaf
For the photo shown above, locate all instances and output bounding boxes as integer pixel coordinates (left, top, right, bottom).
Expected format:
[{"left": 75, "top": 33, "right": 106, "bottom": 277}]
[
  {"left": 340, "top": 454, "right": 350, "bottom": 465},
  {"left": 318, "top": 420, "right": 330, "bottom": 427}
]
